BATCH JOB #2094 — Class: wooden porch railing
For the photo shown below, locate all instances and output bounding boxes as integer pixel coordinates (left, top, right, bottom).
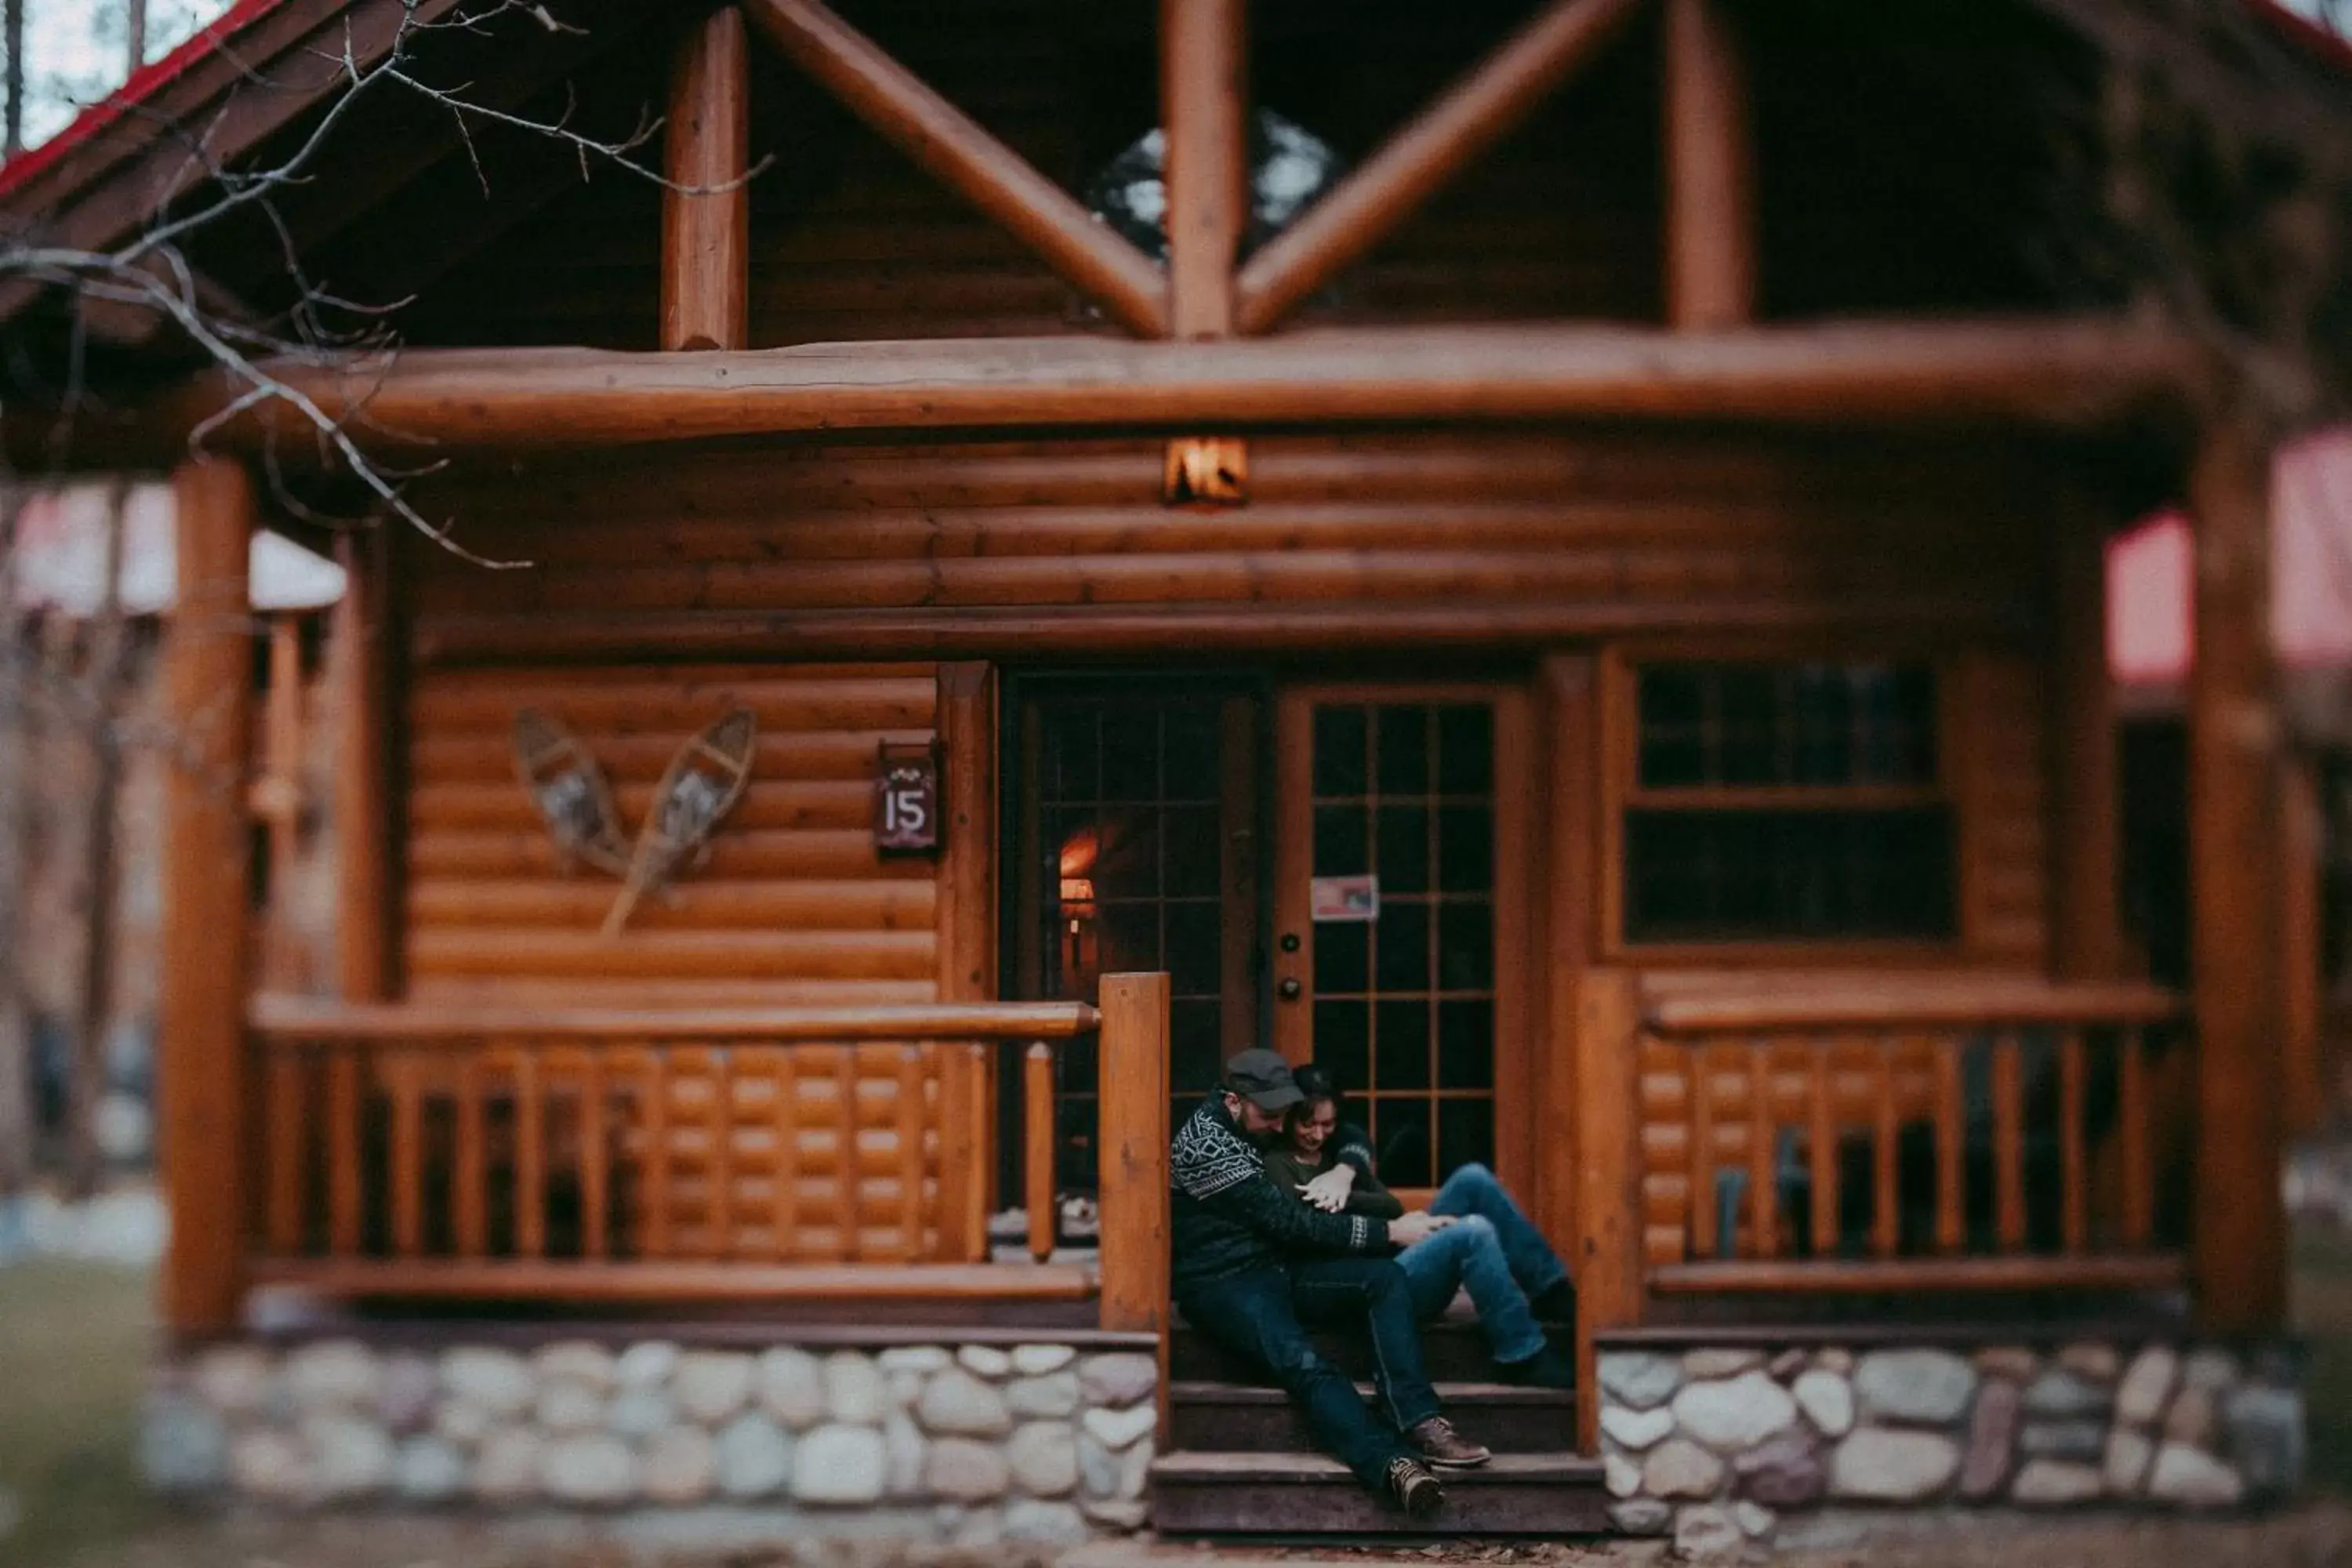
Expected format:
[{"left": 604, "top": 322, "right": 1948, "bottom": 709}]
[
  {"left": 1629, "top": 975, "right": 2190, "bottom": 1296},
  {"left": 244, "top": 978, "right": 1171, "bottom": 1310}
]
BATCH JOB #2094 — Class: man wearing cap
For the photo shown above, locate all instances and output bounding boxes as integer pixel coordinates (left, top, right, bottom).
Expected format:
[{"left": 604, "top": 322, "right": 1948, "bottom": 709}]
[{"left": 1170, "top": 1048, "right": 1491, "bottom": 1517}]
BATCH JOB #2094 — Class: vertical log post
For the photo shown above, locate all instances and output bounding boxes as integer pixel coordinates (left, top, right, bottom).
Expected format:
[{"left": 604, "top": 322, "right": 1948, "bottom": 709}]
[
  {"left": 2188, "top": 418, "right": 2287, "bottom": 1330},
  {"left": 1570, "top": 968, "right": 1642, "bottom": 1450},
  {"left": 935, "top": 663, "right": 997, "bottom": 1001},
  {"left": 935, "top": 662, "right": 997, "bottom": 1217},
  {"left": 158, "top": 458, "right": 256, "bottom": 1335},
  {"left": 1662, "top": 0, "right": 1754, "bottom": 329},
  {"left": 1098, "top": 972, "right": 1171, "bottom": 1440},
  {"left": 1024, "top": 1041, "right": 1056, "bottom": 1261},
  {"left": 1160, "top": 0, "right": 1245, "bottom": 339},
  {"left": 662, "top": 6, "right": 751, "bottom": 352},
  {"left": 1535, "top": 655, "right": 1596, "bottom": 1247},
  {"left": 332, "top": 526, "right": 396, "bottom": 1002}
]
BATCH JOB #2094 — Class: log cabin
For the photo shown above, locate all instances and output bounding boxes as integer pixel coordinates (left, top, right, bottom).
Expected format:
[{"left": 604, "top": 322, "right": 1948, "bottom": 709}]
[{"left": 0, "top": 0, "right": 2328, "bottom": 1541}]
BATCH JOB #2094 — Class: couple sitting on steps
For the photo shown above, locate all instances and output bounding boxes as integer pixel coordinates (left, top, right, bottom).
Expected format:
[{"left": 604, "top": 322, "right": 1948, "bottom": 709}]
[{"left": 1169, "top": 1049, "right": 1577, "bottom": 1518}]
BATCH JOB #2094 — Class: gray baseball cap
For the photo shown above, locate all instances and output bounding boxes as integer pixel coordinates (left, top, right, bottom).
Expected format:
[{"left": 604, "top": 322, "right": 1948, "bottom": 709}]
[{"left": 1223, "top": 1048, "right": 1305, "bottom": 1112}]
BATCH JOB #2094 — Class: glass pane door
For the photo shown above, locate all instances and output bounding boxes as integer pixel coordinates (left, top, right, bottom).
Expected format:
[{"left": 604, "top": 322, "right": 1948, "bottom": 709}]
[
  {"left": 1276, "top": 694, "right": 1504, "bottom": 1189},
  {"left": 1011, "top": 681, "right": 1261, "bottom": 1193}
]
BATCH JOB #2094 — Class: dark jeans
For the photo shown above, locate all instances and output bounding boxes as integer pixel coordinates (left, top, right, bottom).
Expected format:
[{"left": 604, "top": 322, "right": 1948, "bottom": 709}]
[
  {"left": 1396, "top": 1163, "right": 1570, "bottom": 1362},
  {"left": 1176, "top": 1256, "right": 1443, "bottom": 1490}
]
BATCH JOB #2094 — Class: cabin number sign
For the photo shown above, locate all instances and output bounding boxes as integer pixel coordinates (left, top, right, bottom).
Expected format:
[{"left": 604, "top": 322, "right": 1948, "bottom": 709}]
[{"left": 876, "top": 741, "right": 941, "bottom": 855}]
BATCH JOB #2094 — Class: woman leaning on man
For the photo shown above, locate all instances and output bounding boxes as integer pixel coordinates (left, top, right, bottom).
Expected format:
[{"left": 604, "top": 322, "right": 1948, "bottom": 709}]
[{"left": 1263, "top": 1065, "right": 1579, "bottom": 1389}]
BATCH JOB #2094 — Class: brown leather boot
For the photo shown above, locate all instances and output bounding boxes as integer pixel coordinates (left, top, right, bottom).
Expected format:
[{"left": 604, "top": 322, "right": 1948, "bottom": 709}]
[
  {"left": 1406, "top": 1414, "right": 1492, "bottom": 1469},
  {"left": 1385, "top": 1456, "right": 1446, "bottom": 1518}
]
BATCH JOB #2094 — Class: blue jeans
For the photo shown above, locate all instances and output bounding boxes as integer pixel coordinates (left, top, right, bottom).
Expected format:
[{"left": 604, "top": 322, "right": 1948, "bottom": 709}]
[
  {"left": 1176, "top": 1257, "right": 1441, "bottom": 1490},
  {"left": 1396, "top": 1163, "right": 1570, "bottom": 1364}
]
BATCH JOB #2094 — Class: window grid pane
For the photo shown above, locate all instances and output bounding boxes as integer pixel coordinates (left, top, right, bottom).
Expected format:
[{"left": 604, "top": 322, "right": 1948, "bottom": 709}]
[
  {"left": 1314, "top": 702, "right": 1495, "bottom": 1184},
  {"left": 1028, "top": 693, "right": 1236, "bottom": 1193},
  {"left": 1627, "top": 661, "right": 1954, "bottom": 946}
]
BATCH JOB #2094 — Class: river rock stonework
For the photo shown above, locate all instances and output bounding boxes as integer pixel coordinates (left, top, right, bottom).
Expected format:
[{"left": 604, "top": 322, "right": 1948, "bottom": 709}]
[
  {"left": 147, "top": 1336, "right": 1156, "bottom": 1537},
  {"left": 1597, "top": 1337, "right": 2302, "bottom": 1556}
]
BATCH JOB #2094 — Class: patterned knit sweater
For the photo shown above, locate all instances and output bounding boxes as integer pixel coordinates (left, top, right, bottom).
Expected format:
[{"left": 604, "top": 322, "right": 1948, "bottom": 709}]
[{"left": 1168, "top": 1094, "right": 1392, "bottom": 1291}]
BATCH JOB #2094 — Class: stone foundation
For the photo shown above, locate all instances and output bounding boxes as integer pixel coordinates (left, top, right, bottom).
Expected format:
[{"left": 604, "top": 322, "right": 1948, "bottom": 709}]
[
  {"left": 1597, "top": 1338, "right": 2306, "bottom": 1556},
  {"left": 140, "top": 1335, "right": 1157, "bottom": 1544}
]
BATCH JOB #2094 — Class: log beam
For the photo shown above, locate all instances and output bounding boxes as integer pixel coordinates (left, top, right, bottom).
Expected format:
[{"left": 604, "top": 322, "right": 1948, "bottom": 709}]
[
  {"left": 1662, "top": 0, "right": 1755, "bottom": 329},
  {"left": 159, "top": 458, "right": 257, "bottom": 1336},
  {"left": 742, "top": 0, "right": 1169, "bottom": 338},
  {"left": 1160, "top": 0, "right": 1247, "bottom": 338},
  {"left": 1232, "top": 0, "right": 1648, "bottom": 335},
  {"left": 413, "top": 592, "right": 2038, "bottom": 666},
  {"left": 153, "top": 318, "right": 2196, "bottom": 457},
  {"left": 2187, "top": 416, "right": 2287, "bottom": 1333},
  {"left": 662, "top": 7, "right": 752, "bottom": 352}
]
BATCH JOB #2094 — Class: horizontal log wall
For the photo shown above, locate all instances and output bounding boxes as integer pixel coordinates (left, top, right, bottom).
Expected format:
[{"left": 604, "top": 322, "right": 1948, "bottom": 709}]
[
  {"left": 405, "top": 662, "right": 938, "bottom": 1007},
  {"left": 406, "top": 428, "right": 2051, "bottom": 630}
]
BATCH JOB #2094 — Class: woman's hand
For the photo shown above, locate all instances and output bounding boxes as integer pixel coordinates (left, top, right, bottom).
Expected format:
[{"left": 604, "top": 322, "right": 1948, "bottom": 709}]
[{"left": 1300, "top": 1164, "right": 1358, "bottom": 1213}]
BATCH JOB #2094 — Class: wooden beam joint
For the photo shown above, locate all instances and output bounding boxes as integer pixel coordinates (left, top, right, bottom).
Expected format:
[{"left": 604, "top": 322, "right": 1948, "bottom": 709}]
[
  {"left": 743, "top": 0, "right": 1169, "bottom": 337},
  {"left": 662, "top": 6, "right": 753, "bottom": 353}
]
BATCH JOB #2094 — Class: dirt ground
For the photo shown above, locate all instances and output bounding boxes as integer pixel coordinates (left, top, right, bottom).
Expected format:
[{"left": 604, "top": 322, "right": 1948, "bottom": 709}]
[{"left": 3, "top": 1233, "right": 2351, "bottom": 1568}]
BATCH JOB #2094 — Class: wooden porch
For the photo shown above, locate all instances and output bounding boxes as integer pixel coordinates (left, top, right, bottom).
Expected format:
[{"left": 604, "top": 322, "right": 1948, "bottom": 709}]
[{"left": 235, "top": 982, "right": 1174, "bottom": 1334}]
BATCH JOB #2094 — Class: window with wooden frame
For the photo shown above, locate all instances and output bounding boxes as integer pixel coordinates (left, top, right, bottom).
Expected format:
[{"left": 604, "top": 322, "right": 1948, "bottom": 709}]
[{"left": 1605, "top": 654, "right": 1956, "bottom": 949}]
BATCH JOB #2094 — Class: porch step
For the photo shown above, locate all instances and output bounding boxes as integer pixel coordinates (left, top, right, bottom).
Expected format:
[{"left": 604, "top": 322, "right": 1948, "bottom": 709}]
[
  {"left": 1168, "top": 1381, "right": 1573, "bottom": 1454},
  {"left": 1171, "top": 1305, "right": 1515, "bottom": 1384},
  {"left": 1149, "top": 1450, "right": 1610, "bottom": 1537}
]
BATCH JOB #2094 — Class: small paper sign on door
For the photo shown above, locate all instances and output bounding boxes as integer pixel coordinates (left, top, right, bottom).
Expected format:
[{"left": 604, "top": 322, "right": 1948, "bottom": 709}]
[{"left": 1310, "top": 874, "right": 1379, "bottom": 922}]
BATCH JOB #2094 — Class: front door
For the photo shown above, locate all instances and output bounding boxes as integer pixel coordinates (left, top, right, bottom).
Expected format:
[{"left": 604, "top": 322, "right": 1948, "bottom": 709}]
[
  {"left": 1008, "top": 674, "right": 1529, "bottom": 1202},
  {"left": 1271, "top": 685, "right": 1529, "bottom": 1198}
]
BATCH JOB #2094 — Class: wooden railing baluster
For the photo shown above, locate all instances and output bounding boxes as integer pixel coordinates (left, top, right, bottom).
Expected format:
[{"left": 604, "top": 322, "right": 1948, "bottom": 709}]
[
  {"left": 1873, "top": 1035, "right": 1900, "bottom": 1258},
  {"left": 1748, "top": 1042, "right": 1775, "bottom": 1260},
  {"left": 263, "top": 1045, "right": 307, "bottom": 1254},
  {"left": 774, "top": 1047, "right": 800, "bottom": 1261},
  {"left": 455, "top": 1051, "right": 487, "bottom": 1258},
  {"left": 1687, "top": 1044, "right": 1715, "bottom": 1261},
  {"left": 1993, "top": 1029, "right": 2025, "bottom": 1252},
  {"left": 834, "top": 1044, "right": 860, "bottom": 1261},
  {"left": 644, "top": 1049, "right": 673, "bottom": 1260},
  {"left": 712, "top": 1048, "right": 738, "bottom": 1261},
  {"left": 1807, "top": 1039, "right": 1835, "bottom": 1260},
  {"left": 1934, "top": 1035, "right": 1964, "bottom": 1254},
  {"left": 390, "top": 1050, "right": 424, "bottom": 1258},
  {"left": 1025, "top": 1041, "right": 1056, "bottom": 1264},
  {"left": 897, "top": 1045, "right": 926, "bottom": 1262},
  {"left": 938, "top": 1042, "right": 982, "bottom": 1263},
  {"left": 516, "top": 1046, "right": 546, "bottom": 1260},
  {"left": 582, "top": 1048, "right": 610, "bottom": 1261},
  {"left": 2060, "top": 1027, "right": 2087, "bottom": 1254},
  {"left": 2121, "top": 1025, "right": 2153, "bottom": 1249},
  {"left": 327, "top": 1047, "right": 362, "bottom": 1257}
]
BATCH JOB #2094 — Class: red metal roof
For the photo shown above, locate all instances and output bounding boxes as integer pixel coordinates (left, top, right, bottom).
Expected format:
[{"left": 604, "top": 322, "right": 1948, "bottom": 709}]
[
  {"left": 2108, "top": 427, "right": 2352, "bottom": 686},
  {"left": 0, "top": 0, "right": 290, "bottom": 202}
]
